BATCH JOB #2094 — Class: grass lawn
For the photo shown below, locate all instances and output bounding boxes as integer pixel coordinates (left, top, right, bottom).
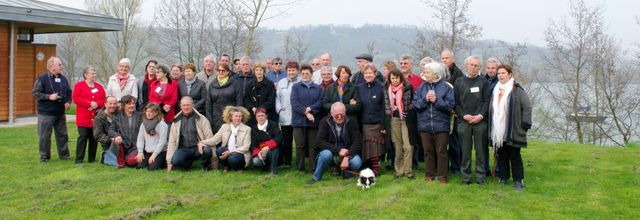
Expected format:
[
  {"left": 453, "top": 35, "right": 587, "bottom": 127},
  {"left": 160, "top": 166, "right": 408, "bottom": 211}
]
[{"left": 0, "top": 123, "right": 638, "bottom": 219}]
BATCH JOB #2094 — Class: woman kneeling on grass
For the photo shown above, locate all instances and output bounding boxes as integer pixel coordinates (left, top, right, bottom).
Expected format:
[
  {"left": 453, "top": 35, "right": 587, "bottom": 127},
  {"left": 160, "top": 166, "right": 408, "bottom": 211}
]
[
  {"left": 200, "top": 106, "right": 252, "bottom": 172},
  {"left": 489, "top": 64, "right": 532, "bottom": 191},
  {"left": 135, "top": 103, "right": 168, "bottom": 170},
  {"left": 250, "top": 108, "right": 282, "bottom": 174},
  {"left": 107, "top": 95, "right": 142, "bottom": 168}
]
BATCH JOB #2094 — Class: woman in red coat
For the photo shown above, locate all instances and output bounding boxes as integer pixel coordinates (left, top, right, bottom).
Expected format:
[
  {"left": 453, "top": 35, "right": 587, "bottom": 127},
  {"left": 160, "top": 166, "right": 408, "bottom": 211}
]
[
  {"left": 72, "top": 66, "right": 106, "bottom": 163},
  {"left": 149, "top": 64, "right": 178, "bottom": 123}
]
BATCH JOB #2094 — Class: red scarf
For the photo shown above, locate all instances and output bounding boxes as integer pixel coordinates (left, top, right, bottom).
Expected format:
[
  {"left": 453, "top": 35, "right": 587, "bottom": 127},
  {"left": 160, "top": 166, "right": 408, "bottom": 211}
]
[
  {"left": 144, "top": 73, "right": 156, "bottom": 86},
  {"left": 117, "top": 73, "right": 130, "bottom": 89},
  {"left": 388, "top": 83, "right": 405, "bottom": 119}
]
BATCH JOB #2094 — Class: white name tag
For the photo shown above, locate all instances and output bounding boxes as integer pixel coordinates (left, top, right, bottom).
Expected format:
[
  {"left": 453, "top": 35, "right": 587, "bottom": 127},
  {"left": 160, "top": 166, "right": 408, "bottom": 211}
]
[
  {"left": 372, "top": 95, "right": 377, "bottom": 99},
  {"left": 91, "top": 88, "right": 98, "bottom": 93},
  {"left": 470, "top": 87, "right": 480, "bottom": 93},
  {"left": 54, "top": 78, "right": 61, "bottom": 83},
  {"left": 155, "top": 87, "right": 162, "bottom": 94}
]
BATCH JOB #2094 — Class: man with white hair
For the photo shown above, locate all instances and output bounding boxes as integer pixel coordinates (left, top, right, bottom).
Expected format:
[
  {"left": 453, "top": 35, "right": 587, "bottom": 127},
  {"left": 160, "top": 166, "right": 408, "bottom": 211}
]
[
  {"left": 440, "top": 49, "right": 463, "bottom": 174},
  {"left": 311, "top": 53, "right": 337, "bottom": 84},
  {"left": 310, "top": 58, "right": 321, "bottom": 72},
  {"left": 234, "top": 56, "right": 256, "bottom": 100},
  {"left": 106, "top": 58, "right": 138, "bottom": 101},
  {"left": 484, "top": 58, "right": 500, "bottom": 88},
  {"left": 399, "top": 54, "right": 423, "bottom": 169},
  {"left": 307, "top": 102, "right": 362, "bottom": 185},
  {"left": 454, "top": 55, "right": 491, "bottom": 185},
  {"left": 32, "top": 56, "right": 72, "bottom": 162},
  {"left": 196, "top": 54, "right": 217, "bottom": 85}
]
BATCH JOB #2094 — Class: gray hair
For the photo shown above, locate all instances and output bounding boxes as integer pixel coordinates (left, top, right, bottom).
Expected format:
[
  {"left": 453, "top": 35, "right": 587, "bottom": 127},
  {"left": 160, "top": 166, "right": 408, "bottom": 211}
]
[
  {"left": 363, "top": 63, "right": 377, "bottom": 72},
  {"left": 320, "top": 66, "right": 333, "bottom": 73},
  {"left": 180, "top": 96, "right": 194, "bottom": 105},
  {"left": 330, "top": 102, "right": 346, "bottom": 114},
  {"left": 442, "top": 49, "right": 454, "bottom": 58},
  {"left": 463, "top": 55, "right": 481, "bottom": 66},
  {"left": 82, "top": 65, "right": 96, "bottom": 79},
  {"left": 118, "top": 58, "right": 131, "bottom": 66},
  {"left": 204, "top": 54, "right": 216, "bottom": 63},
  {"left": 400, "top": 54, "right": 413, "bottom": 62},
  {"left": 419, "top": 57, "right": 433, "bottom": 67},
  {"left": 240, "top": 56, "right": 251, "bottom": 63},
  {"left": 422, "top": 62, "right": 447, "bottom": 83},
  {"left": 485, "top": 57, "right": 501, "bottom": 66},
  {"left": 47, "top": 56, "right": 61, "bottom": 68}
]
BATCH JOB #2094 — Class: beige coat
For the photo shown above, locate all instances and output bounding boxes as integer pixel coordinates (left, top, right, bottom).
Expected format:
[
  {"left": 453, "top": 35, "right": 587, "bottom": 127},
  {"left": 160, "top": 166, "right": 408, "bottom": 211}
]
[
  {"left": 201, "top": 123, "right": 252, "bottom": 167},
  {"left": 166, "top": 109, "right": 214, "bottom": 164}
]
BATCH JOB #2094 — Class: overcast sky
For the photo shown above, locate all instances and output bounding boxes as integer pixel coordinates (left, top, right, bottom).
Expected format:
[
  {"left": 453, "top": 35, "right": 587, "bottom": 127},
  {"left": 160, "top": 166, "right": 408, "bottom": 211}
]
[{"left": 41, "top": 0, "right": 640, "bottom": 47}]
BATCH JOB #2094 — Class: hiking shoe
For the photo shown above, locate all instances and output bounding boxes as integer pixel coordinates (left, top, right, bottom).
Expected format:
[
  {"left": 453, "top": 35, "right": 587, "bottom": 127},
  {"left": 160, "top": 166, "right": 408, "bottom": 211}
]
[{"left": 515, "top": 181, "right": 524, "bottom": 191}]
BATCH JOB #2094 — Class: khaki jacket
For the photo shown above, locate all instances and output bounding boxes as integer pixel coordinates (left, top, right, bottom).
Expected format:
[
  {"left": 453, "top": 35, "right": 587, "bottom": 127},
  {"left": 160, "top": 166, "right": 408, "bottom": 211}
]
[
  {"left": 201, "top": 123, "right": 252, "bottom": 167},
  {"left": 166, "top": 109, "right": 214, "bottom": 164}
]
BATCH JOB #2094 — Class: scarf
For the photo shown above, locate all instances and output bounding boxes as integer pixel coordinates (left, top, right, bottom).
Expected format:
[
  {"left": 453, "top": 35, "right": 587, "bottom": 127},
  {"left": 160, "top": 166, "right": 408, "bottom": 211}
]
[
  {"left": 185, "top": 78, "right": 196, "bottom": 94},
  {"left": 228, "top": 124, "right": 240, "bottom": 151},
  {"left": 143, "top": 118, "right": 161, "bottom": 136},
  {"left": 218, "top": 76, "right": 229, "bottom": 86},
  {"left": 337, "top": 81, "right": 346, "bottom": 101},
  {"left": 116, "top": 73, "right": 130, "bottom": 89},
  {"left": 144, "top": 73, "right": 156, "bottom": 86},
  {"left": 321, "top": 79, "right": 334, "bottom": 89},
  {"left": 388, "top": 83, "right": 405, "bottom": 119},
  {"left": 257, "top": 120, "right": 268, "bottom": 132},
  {"left": 491, "top": 78, "right": 514, "bottom": 149}
]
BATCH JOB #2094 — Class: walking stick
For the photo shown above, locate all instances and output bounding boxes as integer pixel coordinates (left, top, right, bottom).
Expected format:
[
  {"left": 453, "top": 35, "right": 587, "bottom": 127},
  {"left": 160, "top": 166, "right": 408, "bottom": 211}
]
[{"left": 492, "top": 145, "right": 497, "bottom": 180}]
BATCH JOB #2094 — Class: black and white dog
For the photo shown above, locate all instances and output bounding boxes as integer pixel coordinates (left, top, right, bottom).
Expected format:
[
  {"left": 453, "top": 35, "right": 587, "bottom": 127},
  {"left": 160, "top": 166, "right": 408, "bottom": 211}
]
[{"left": 357, "top": 168, "right": 376, "bottom": 189}]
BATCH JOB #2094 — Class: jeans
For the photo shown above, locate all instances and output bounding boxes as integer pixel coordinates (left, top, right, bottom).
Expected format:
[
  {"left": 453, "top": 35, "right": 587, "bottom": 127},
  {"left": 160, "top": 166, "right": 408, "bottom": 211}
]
[
  {"left": 312, "top": 149, "right": 362, "bottom": 181},
  {"left": 216, "top": 147, "right": 246, "bottom": 170},
  {"left": 252, "top": 148, "right": 280, "bottom": 174},
  {"left": 37, "top": 114, "right": 70, "bottom": 160},
  {"left": 171, "top": 146, "right": 213, "bottom": 169},
  {"left": 75, "top": 126, "right": 97, "bottom": 163}
]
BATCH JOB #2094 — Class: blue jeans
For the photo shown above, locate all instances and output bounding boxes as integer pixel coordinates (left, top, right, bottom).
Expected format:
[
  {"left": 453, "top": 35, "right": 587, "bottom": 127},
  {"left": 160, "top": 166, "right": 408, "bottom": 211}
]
[
  {"left": 171, "top": 146, "right": 213, "bottom": 169},
  {"left": 312, "top": 149, "right": 362, "bottom": 181},
  {"left": 252, "top": 148, "right": 280, "bottom": 174},
  {"left": 217, "top": 147, "right": 246, "bottom": 170}
]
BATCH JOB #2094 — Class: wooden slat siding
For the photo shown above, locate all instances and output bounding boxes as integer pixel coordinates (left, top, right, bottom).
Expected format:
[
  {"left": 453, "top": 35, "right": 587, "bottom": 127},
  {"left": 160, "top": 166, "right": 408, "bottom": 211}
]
[
  {"left": 32, "top": 44, "right": 56, "bottom": 114},
  {"left": 14, "top": 43, "right": 35, "bottom": 115},
  {"left": 0, "top": 22, "right": 10, "bottom": 121}
]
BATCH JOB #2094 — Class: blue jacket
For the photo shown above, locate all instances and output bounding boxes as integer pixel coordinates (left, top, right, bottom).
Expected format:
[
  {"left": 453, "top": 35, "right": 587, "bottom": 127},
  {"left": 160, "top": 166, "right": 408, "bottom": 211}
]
[
  {"left": 358, "top": 80, "right": 385, "bottom": 125},
  {"left": 413, "top": 79, "right": 455, "bottom": 133},
  {"left": 290, "top": 81, "right": 324, "bottom": 127},
  {"left": 32, "top": 72, "right": 72, "bottom": 116},
  {"left": 266, "top": 70, "right": 287, "bottom": 84}
]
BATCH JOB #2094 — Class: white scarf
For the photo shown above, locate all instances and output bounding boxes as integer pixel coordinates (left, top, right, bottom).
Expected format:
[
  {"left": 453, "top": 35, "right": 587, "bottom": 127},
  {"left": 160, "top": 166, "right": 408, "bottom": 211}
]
[
  {"left": 257, "top": 120, "right": 268, "bottom": 132},
  {"left": 228, "top": 124, "right": 240, "bottom": 151},
  {"left": 491, "top": 78, "right": 514, "bottom": 149}
]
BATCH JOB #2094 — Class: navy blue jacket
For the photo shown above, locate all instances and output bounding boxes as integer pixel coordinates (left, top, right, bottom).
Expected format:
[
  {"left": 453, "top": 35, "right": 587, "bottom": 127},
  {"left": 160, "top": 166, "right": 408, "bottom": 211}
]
[
  {"left": 290, "top": 81, "right": 323, "bottom": 127},
  {"left": 413, "top": 79, "right": 455, "bottom": 133},
  {"left": 358, "top": 80, "right": 385, "bottom": 125},
  {"left": 32, "top": 72, "right": 72, "bottom": 116}
]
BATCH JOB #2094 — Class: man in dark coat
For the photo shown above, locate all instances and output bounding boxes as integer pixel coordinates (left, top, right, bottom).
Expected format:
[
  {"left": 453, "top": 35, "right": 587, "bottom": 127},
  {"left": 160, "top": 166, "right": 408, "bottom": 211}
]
[{"left": 441, "top": 49, "right": 463, "bottom": 174}]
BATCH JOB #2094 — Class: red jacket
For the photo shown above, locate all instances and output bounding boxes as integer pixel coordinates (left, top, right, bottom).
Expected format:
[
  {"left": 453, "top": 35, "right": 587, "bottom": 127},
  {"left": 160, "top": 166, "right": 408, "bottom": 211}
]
[
  {"left": 406, "top": 73, "right": 423, "bottom": 92},
  {"left": 148, "top": 80, "right": 178, "bottom": 123},
  {"left": 72, "top": 81, "right": 106, "bottom": 127}
]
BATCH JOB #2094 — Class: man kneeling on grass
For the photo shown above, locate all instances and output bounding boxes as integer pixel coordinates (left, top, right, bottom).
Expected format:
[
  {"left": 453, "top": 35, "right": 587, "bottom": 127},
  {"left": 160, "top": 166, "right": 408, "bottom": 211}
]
[
  {"left": 307, "top": 102, "right": 362, "bottom": 185},
  {"left": 166, "top": 97, "right": 215, "bottom": 171}
]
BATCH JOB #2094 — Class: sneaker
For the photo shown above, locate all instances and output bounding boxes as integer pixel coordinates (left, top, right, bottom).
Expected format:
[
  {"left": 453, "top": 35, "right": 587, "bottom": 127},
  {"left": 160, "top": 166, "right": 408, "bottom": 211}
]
[
  {"left": 514, "top": 181, "right": 524, "bottom": 191},
  {"left": 306, "top": 178, "right": 317, "bottom": 185}
]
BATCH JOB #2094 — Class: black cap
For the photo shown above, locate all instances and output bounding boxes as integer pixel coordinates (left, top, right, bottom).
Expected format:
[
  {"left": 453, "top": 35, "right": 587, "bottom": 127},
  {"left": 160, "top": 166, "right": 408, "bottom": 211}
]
[{"left": 355, "top": 53, "right": 373, "bottom": 62}]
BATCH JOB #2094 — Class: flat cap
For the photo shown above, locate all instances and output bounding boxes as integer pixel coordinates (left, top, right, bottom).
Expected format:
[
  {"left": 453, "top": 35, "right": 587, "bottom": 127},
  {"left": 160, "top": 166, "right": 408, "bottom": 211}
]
[{"left": 355, "top": 53, "right": 373, "bottom": 62}]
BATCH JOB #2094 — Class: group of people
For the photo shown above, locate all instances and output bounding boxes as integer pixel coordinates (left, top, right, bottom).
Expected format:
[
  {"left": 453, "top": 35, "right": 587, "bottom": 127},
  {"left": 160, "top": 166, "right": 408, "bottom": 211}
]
[{"left": 33, "top": 49, "right": 531, "bottom": 191}]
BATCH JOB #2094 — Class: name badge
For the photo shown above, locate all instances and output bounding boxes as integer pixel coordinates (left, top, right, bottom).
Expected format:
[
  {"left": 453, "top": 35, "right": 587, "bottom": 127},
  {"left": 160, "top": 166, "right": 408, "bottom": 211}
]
[
  {"left": 470, "top": 87, "right": 480, "bottom": 93},
  {"left": 91, "top": 88, "right": 99, "bottom": 93},
  {"left": 54, "top": 78, "right": 61, "bottom": 83},
  {"left": 155, "top": 87, "right": 162, "bottom": 94},
  {"left": 372, "top": 95, "right": 377, "bottom": 99}
]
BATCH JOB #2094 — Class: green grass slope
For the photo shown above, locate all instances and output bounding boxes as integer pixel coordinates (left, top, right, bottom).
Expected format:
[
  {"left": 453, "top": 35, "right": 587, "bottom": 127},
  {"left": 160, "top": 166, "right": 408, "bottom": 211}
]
[{"left": 0, "top": 124, "right": 638, "bottom": 219}]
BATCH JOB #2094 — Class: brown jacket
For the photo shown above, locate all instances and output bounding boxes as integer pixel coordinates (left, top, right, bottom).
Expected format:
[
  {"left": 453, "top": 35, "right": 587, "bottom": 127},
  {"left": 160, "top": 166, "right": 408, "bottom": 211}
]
[
  {"left": 166, "top": 109, "right": 214, "bottom": 164},
  {"left": 201, "top": 123, "right": 252, "bottom": 167}
]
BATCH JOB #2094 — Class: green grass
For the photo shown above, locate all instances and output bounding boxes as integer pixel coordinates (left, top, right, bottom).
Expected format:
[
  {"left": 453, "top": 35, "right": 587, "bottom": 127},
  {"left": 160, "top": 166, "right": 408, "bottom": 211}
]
[{"left": 0, "top": 124, "right": 638, "bottom": 219}]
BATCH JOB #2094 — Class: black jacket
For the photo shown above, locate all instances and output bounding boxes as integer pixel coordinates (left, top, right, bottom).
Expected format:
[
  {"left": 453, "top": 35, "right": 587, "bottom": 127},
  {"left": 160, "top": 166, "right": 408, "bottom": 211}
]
[
  {"left": 488, "top": 82, "right": 532, "bottom": 148},
  {"left": 206, "top": 77, "right": 243, "bottom": 133},
  {"left": 244, "top": 78, "right": 277, "bottom": 123},
  {"left": 322, "top": 81, "right": 361, "bottom": 119},
  {"left": 178, "top": 78, "right": 207, "bottom": 114},
  {"left": 109, "top": 110, "right": 142, "bottom": 148},
  {"left": 316, "top": 115, "right": 362, "bottom": 157},
  {"left": 250, "top": 120, "right": 282, "bottom": 152},
  {"left": 32, "top": 72, "right": 72, "bottom": 116},
  {"left": 454, "top": 75, "right": 491, "bottom": 118},
  {"left": 447, "top": 63, "right": 464, "bottom": 86},
  {"left": 358, "top": 80, "right": 385, "bottom": 125}
]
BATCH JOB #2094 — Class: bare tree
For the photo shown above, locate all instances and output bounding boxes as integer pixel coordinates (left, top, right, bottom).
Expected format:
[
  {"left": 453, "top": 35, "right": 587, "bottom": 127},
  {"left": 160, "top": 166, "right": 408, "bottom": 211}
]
[
  {"left": 423, "top": 0, "right": 482, "bottom": 55},
  {"left": 366, "top": 40, "right": 376, "bottom": 56},
  {"left": 278, "top": 30, "right": 309, "bottom": 62},
  {"left": 539, "top": 0, "right": 601, "bottom": 144},
  {"left": 219, "top": 0, "right": 300, "bottom": 56},
  {"left": 84, "top": 0, "right": 151, "bottom": 81},
  {"left": 57, "top": 33, "right": 86, "bottom": 83}
]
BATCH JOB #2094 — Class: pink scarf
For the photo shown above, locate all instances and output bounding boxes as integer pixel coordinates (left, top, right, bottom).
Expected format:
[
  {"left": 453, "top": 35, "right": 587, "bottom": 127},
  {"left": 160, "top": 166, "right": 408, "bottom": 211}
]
[
  {"left": 388, "top": 83, "right": 405, "bottom": 119},
  {"left": 116, "top": 73, "right": 130, "bottom": 89}
]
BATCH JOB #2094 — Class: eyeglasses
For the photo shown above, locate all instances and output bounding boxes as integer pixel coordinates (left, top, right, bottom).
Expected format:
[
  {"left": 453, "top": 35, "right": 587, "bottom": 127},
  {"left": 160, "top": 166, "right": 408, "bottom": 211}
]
[
  {"left": 273, "top": 62, "right": 282, "bottom": 65},
  {"left": 400, "top": 62, "right": 409, "bottom": 65}
]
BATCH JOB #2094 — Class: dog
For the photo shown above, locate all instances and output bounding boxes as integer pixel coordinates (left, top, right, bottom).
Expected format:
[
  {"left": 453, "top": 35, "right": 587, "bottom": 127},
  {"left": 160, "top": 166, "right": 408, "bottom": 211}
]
[{"left": 356, "top": 168, "right": 376, "bottom": 190}]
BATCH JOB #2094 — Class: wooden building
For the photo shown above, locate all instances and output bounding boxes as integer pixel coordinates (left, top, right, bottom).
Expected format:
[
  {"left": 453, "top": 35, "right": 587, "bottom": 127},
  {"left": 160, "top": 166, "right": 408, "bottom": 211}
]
[{"left": 0, "top": 0, "right": 123, "bottom": 122}]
